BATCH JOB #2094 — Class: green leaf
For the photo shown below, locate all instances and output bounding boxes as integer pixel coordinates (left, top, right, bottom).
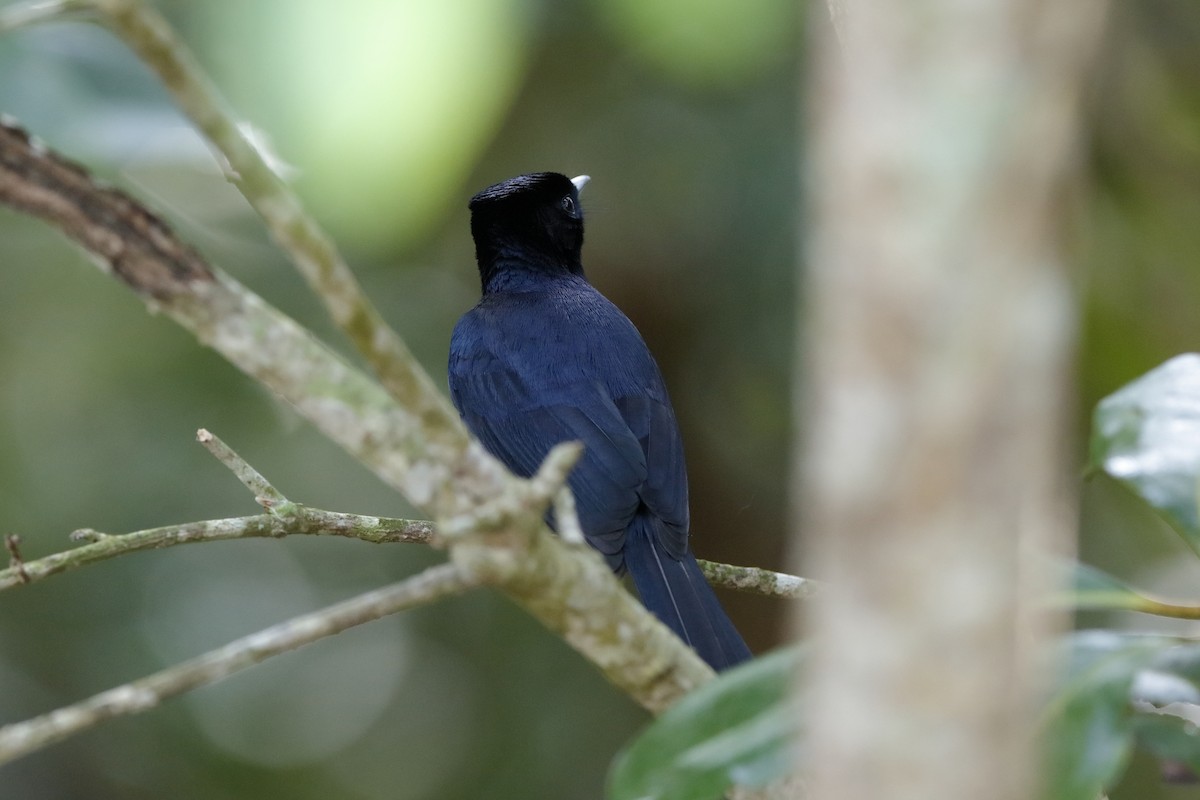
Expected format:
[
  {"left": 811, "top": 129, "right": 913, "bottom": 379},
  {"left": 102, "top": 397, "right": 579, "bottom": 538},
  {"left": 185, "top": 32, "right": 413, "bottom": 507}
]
[
  {"left": 1129, "top": 653, "right": 1200, "bottom": 779},
  {"left": 1132, "top": 711, "right": 1200, "bottom": 777},
  {"left": 1148, "top": 642, "right": 1200, "bottom": 684},
  {"left": 1050, "top": 561, "right": 1200, "bottom": 620},
  {"left": 1090, "top": 354, "right": 1200, "bottom": 552},
  {"left": 1042, "top": 631, "right": 1171, "bottom": 800},
  {"left": 1059, "top": 562, "right": 1151, "bottom": 611},
  {"left": 608, "top": 646, "right": 804, "bottom": 800}
]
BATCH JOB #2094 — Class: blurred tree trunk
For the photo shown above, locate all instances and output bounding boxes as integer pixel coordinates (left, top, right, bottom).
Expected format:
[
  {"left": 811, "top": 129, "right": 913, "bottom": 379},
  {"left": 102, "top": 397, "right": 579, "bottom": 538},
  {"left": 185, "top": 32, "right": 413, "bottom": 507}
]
[{"left": 797, "top": 3, "right": 1107, "bottom": 800}]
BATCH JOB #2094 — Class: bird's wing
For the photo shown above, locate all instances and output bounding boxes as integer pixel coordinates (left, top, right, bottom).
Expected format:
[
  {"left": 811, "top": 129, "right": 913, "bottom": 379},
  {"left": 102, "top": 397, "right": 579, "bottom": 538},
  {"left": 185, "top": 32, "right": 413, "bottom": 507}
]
[
  {"left": 449, "top": 345, "right": 646, "bottom": 562},
  {"left": 613, "top": 394, "right": 690, "bottom": 559}
]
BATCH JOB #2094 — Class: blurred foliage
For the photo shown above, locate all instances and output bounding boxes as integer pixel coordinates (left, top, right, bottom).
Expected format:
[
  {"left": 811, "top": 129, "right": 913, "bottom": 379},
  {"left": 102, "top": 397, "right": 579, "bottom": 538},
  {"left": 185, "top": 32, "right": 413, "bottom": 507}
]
[
  {"left": 0, "top": 0, "right": 1196, "bottom": 798},
  {"left": 0, "top": 1, "right": 795, "bottom": 797},
  {"left": 1090, "top": 355, "right": 1200, "bottom": 550},
  {"left": 609, "top": 356, "right": 1200, "bottom": 799},
  {"left": 608, "top": 646, "right": 803, "bottom": 800},
  {"left": 1044, "top": 357, "right": 1200, "bottom": 798}
]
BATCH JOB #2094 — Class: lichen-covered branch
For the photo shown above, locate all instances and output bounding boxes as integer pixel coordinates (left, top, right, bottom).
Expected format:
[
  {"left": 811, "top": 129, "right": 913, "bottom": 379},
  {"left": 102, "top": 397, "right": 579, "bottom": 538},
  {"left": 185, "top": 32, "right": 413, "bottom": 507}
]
[
  {"left": 0, "top": 118, "right": 713, "bottom": 724},
  {"left": 698, "top": 559, "right": 819, "bottom": 599},
  {"left": 0, "top": 0, "right": 723, "bottom": 734},
  {"left": 0, "top": 512, "right": 433, "bottom": 593},
  {"left": 0, "top": 562, "right": 475, "bottom": 765},
  {"left": 0, "top": 0, "right": 463, "bottom": 443},
  {"left": 196, "top": 427, "right": 288, "bottom": 509},
  {"left": 0, "top": 425, "right": 430, "bottom": 592},
  {"left": 0, "top": 120, "right": 436, "bottom": 498},
  {"left": 0, "top": 423, "right": 804, "bottom": 605}
]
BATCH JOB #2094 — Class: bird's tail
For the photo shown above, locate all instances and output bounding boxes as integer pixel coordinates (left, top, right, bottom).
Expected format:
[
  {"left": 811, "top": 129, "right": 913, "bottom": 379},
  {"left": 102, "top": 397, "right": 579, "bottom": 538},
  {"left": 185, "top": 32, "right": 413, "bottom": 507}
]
[{"left": 624, "top": 515, "right": 752, "bottom": 671}]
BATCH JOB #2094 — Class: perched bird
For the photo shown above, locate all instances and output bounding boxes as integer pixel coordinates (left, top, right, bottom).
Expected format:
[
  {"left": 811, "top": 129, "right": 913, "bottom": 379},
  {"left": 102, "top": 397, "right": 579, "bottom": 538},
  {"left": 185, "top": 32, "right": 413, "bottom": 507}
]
[{"left": 448, "top": 172, "right": 751, "bottom": 671}]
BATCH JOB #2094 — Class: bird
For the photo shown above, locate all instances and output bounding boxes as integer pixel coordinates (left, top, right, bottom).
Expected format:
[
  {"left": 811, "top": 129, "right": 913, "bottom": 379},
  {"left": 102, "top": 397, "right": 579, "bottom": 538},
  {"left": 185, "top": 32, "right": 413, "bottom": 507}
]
[{"left": 447, "top": 172, "right": 751, "bottom": 671}]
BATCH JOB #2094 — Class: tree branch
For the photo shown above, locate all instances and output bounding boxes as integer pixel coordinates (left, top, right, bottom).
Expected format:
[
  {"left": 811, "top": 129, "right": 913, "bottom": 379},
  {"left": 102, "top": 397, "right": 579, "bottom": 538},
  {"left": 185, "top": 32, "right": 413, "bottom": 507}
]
[
  {"left": 0, "top": 0, "right": 736, "bottom": 720},
  {"left": 0, "top": 562, "right": 475, "bottom": 765},
  {"left": 196, "top": 427, "right": 288, "bottom": 510},
  {"left": 0, "top": 0, "right": 463, "bottom": 439},
  {"left": 698, "top": 559, "right": 819, "bottom": 599},
  {"left": 4, "top": 535, "right": 30, "bottom": 584},
  {"left": 0, "top": 512, "right": 433, "bottom": 593},
  {"left": 0, "top": 118, "right": 714, "bottom": 719},
  {"left": 0, "top": 425, "right": 809, "bottom": 600},
  {"left": 0, "top": 425, "right": 433, "bottom": 593}
]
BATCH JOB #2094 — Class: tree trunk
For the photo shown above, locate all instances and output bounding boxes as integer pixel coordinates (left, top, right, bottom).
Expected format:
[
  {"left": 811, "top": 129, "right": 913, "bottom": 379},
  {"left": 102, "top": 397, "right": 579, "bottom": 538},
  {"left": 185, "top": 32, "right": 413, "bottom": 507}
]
[{"left": 797, "top": 2, "right": 1108, "bottom": 799}]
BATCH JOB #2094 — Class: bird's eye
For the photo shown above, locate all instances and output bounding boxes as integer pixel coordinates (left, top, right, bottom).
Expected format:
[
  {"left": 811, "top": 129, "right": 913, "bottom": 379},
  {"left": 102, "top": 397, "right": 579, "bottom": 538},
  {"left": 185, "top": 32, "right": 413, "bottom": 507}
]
[{"left": 560, "top": 195, "right": 576, "bottom": 214}]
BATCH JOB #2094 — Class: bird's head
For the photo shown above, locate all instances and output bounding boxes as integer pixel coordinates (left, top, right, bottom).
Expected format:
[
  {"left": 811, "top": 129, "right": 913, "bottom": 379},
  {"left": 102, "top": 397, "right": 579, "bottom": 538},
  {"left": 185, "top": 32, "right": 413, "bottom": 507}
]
[{"left": 468, "top": 172, "right": 590, "bottom": 293}]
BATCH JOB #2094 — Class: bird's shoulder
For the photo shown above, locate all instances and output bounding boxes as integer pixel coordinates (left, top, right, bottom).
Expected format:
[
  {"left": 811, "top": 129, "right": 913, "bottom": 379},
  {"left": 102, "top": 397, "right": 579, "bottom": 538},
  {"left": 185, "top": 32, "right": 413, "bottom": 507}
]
[
  {"left": 449, "top": 277, "right": 668, "bottom": 407},
  {"left": 455, "top": 278, "right": 621, "bottom": 328},
  {"left": 452, "top": 280, "right": 648, "bottom": 363}
]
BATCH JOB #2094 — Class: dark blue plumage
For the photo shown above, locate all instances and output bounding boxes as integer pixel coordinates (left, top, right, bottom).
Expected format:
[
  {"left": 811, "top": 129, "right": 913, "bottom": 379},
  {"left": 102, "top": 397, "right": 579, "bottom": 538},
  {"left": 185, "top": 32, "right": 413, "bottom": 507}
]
[{"left": 449, "top": 172, "right": 750, "bottom": 670}]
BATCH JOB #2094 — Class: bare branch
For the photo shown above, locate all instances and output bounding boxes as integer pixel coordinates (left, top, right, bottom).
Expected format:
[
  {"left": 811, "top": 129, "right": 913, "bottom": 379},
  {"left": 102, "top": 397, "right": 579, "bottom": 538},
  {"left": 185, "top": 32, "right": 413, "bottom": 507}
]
[
  {"left": 1, "top": 423, "right": 807, "bottom": 607},
  {"left": 698, "top": 559, "right": 819, "bottom": 600},
  {"left": 1, "top": 510, "right": 813, "bottom": 603},
  {"left": 0, "top": 119, "right": 714, "bottom": 714},
  {"left": 0, "top": 0, "right": 465, "bottom": 440},
  {"left": 0, "top": 512, "right": 433, "bottom": 592},
  {"left": 0, "top": 562, "right": 474, "bottom": 765},
  {"left": 439, "top": 441, "right": 582, "bottom": 540},
  {"left": 196, "top": 427, "right": 288, "bottom": 510},
  {"left": 19, "top": 2, "right": 722, "bottom": 712},
  {"left": 553, "top": 487, "right": 586, "bottom": 546},
  {"left": 0, "top": 119, "right": 465, "bottom": 508},
  {"left": 4, "top": 534, "right": 30, "bottom": 584}
]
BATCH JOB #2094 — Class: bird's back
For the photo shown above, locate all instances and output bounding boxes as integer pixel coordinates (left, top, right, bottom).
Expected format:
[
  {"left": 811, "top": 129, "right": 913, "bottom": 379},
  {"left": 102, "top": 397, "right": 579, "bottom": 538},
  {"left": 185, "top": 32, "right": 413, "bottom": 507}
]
[
  {"left": 451, "top": 275, "right": 664, "bottom": 406},
  {"left": 448, "top": 274, "right": 690, "bottom": 567}
]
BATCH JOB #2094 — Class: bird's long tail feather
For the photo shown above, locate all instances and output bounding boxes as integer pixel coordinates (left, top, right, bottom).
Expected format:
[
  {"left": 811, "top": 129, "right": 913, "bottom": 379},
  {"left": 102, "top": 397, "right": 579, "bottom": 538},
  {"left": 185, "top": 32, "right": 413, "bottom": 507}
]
[{"left": 624, "top": 516, "right": 751, "bottom": 671}]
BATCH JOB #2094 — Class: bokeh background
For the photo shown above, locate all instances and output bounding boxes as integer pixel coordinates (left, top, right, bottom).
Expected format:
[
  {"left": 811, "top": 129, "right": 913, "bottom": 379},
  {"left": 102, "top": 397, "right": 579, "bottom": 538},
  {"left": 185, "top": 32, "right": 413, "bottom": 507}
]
[{"left": 0, "top": 1, "right": 1196, "bottom": 798}]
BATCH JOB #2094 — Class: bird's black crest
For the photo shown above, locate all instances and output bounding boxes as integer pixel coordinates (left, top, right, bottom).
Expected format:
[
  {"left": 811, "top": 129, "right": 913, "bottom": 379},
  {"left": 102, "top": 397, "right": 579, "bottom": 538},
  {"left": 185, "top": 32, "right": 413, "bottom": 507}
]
[
  {"left": 468, "top": 172, "right": 586, "bottom": 292},
  {"left": 469, "top": 172, "right": 573, "bottom": 208}
]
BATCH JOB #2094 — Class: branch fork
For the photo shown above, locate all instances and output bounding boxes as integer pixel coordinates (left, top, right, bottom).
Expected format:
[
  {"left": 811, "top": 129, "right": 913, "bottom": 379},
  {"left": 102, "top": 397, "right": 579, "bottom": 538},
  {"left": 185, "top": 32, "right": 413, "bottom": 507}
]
[{"left": 0, "top": 0, "right": 788, "bottom": 768}]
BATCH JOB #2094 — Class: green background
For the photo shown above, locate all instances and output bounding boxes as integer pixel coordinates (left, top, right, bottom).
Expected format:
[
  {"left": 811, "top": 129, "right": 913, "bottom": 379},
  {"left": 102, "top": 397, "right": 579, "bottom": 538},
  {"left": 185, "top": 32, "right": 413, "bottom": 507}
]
[{"left": 0, "top": 1, "right": 1196, "bottom": 798}]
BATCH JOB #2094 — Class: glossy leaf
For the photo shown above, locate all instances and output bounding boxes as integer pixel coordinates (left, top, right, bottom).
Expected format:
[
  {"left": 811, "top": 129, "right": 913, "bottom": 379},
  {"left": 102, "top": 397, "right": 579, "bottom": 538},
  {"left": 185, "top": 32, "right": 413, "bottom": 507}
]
[
  {"left": 1147, "top": 643, "right": 1200, "bottom": 685},
  {"left": 1132, "top": 712, "right": 1200, "bottom": 778},
  {"left": 1090, "top": 354, "right": 1200, "bottom": 553},
  {"left": 1042, "top": 631, "right": 1171, "bottom": 800},
  {"left": 1129, "top": 664, "right": 1200, "bottom": 781},
  {"left": 608, "top": 647, "right": 803, "bottom": 800}
]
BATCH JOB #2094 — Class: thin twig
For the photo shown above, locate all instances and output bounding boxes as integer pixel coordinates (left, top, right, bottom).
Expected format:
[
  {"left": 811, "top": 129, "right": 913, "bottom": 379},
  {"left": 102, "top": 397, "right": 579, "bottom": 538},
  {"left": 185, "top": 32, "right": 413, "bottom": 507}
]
[
  {"left": 5, "top": 0, "right": 464, "bottom": 439},
  {"left": 0, "top": 119, "right": 466, "bottom": 509},
  {"left": 0, "top": 513, "right": 434, "bottom": 592},
  {"left": 0, "top": 562, "right": 474, "bottom": 765},
  {"left": 1056, "top": 590, "right": 1200, "bottom": 620},
  {"left": 4, "top": 534, "right": 30, "bottom": 584},
  {"left": 196, "top": 428, "right": 288, "bottom": 510},
  {"left": 553, "top": 488, "right": 585, "bottom": 545},
  {"left": 0, "top": 510, "right": 812, "bottom": 601},
  {"left": 698, "top": 559, "right": 819, "bottom": 600},
  {"left": 0, "top": 106, "right": 714, "bottom": 717},
  {"left": 439, "top": 441, "right": 583, "bottom": 539}
]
